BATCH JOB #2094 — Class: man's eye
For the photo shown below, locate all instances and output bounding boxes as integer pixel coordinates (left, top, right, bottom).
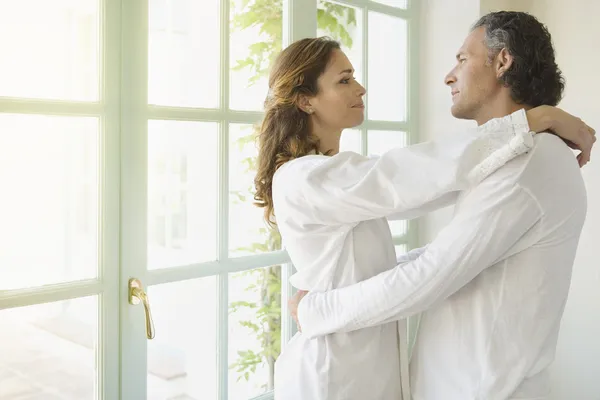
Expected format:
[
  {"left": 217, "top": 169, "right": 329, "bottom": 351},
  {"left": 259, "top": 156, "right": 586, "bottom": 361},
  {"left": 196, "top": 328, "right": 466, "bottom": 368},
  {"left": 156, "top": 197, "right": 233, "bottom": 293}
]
[{"left": 460, "top": 58, "right": 467, "bottom": 63}]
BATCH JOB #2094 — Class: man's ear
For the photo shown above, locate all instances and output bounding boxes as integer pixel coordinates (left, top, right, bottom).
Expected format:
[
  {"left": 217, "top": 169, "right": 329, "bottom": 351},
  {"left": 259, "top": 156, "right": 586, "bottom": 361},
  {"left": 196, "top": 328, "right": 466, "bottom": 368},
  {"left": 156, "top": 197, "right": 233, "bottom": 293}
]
[
  {"left": 495, "top": 48, "right": 514, "bottom": 79},
  {"left": 298, "top": 95, "right": 315, "bottom": 115}
]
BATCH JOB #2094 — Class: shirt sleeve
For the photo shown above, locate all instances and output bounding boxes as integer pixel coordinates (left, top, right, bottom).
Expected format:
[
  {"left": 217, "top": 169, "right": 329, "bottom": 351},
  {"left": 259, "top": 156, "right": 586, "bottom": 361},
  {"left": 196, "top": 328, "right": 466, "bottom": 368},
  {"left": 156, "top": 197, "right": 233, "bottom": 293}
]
[
  {"left": 297, "top": 178, "right": 543, "bottom": 339},
  {"left": 282, "top": 109, "right": 533, "bottom": 226},
  {"left": 396, "top": 245, "right": 427, "bottom": 265}
]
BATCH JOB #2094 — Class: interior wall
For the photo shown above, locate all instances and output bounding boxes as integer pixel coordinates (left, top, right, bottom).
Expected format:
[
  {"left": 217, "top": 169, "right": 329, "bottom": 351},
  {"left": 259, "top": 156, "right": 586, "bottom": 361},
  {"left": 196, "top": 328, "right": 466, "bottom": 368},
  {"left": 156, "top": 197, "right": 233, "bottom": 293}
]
[{"left": 418, "top": 1, "right": 600, "bottom": 398}]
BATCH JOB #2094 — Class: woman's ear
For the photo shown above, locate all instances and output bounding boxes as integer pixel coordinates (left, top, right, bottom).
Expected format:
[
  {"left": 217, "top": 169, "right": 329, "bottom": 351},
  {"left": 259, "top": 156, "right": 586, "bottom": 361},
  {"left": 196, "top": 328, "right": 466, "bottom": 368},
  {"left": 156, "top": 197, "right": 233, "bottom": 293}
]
[
  {"left": 298, "top": 95, "right": 315, "bottom": 115},
  {"left": 495, "top": 48, "right": 514, "bottom": 79}
]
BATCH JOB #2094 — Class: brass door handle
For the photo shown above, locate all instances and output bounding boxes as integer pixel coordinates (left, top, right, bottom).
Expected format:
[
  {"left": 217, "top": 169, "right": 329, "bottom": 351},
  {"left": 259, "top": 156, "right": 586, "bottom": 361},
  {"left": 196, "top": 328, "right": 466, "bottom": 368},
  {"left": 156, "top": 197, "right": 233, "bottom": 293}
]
[{"left": 128, "top": 278, "right": 155, "bottom": 339}]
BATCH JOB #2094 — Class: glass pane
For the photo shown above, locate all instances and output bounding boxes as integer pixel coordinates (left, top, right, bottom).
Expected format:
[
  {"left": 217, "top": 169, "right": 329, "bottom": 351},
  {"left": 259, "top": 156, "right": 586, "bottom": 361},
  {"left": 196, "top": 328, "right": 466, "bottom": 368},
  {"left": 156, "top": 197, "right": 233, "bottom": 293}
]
[
  {"left": 372, "top": 0, "right": 408, "bottom": 9},
  {"left": 229, "top": 265, "right": 282, "bottom": 399},
  {"left": 148, "top": 0, "right": 220, "bottom": 107},
  {"left": 395, "top": 244, "right": 408, "bottom": 258},
  {"left": 368, "top": 12, "right": 408, "bottom": 121},
  {"left": 148, "top": 121, "right": 218, "bottom": 269},
  {"left": 369, "top": 130, "right": 408, "bottom": 237},
  {"left": 147, "top": 278, "right": 217, "bottom": 400},
  {"left": 0, "top": 296, "right": 98, "bottom": 399},
  {"left": 367, "top": 130, "right": 407, "bottom": 155},
  {"left": 317, "top": 1, "right": 363, "bottom": 86},
  {"left": 0, "top": 114, "right": 99, "bottom": 290},
  {"left": 229, "top": 124, "right": 281, "bottom": 257},
  {"left": 340, "top": 128, "right": 362, "bottom": 153},
  {"left": 229, "top": 0, "right": 283, "bottom": 111},
  {"left": 0, "top": 0, "right": 99, "bottom": 101},
  {"left": 389, "top": 219, "right": 408, "bottom": 237}
]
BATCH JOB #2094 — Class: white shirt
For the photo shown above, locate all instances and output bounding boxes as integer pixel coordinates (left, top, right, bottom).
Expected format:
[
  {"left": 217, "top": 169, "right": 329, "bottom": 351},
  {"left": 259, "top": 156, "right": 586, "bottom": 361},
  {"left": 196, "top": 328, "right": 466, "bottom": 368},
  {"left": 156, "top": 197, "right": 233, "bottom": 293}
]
[
  {"left": 297, "top": 132, "right": 587, "bottom": 399},
  {"left": 273, "top": 110, "right": 535, "bottom": 400}
]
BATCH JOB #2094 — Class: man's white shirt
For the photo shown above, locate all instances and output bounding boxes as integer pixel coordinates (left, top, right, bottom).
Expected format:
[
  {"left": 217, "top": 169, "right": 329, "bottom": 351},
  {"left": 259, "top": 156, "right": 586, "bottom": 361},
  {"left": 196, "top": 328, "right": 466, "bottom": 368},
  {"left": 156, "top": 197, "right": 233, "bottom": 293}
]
[{"left": 298, "top": 131, "right": 586, "bottom": 399}]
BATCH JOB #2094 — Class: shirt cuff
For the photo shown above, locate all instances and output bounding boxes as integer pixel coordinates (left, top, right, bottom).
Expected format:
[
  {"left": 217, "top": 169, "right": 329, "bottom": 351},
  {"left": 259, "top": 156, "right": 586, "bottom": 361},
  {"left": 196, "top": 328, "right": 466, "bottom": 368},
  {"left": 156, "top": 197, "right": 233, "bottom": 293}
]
[{"left": 467, "top": 109, "right": 535, "bottom": 185}]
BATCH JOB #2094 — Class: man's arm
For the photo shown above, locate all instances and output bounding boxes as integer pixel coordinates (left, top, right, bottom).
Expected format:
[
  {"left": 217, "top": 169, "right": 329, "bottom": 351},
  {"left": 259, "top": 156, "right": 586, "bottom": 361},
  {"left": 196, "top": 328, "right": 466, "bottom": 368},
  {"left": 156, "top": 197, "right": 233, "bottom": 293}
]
[{"left": 296, "top": 177, "right": 543, "bottom": 338}]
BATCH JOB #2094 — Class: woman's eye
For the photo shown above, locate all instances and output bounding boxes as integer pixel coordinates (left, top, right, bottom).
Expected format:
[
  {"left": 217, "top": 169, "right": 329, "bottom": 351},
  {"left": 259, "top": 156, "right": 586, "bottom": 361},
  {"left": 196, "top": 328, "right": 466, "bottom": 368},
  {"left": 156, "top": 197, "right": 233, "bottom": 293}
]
[{"left": 340, "top": 77, "right": 354, "bottom": 84}]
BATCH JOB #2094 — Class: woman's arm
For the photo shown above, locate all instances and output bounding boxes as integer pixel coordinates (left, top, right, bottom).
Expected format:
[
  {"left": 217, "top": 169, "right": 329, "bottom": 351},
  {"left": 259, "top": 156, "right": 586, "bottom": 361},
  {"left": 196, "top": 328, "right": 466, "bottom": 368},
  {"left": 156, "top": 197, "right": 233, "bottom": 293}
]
[
  {"left": 276, "top": 109, "right": 532, "bottom": 226},
  {"left": 276, "top": 107, "right": 593, "bottom": 226},
  {"left": 279, "top": 108, "right": 538, "bottom": 225}
]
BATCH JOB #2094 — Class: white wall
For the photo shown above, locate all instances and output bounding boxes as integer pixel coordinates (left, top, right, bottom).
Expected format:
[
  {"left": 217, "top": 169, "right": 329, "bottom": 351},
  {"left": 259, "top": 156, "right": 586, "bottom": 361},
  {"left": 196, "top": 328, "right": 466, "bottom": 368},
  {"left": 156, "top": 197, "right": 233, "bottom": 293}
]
[
  {"left": 416, "top": 0, "right": 481, "bottom": 243},
  {"left": 519, "top": 2, "right": 600, "bottom": 398},
  {"left": 418, "top": 1, "right": 600, "bottom": 398}
]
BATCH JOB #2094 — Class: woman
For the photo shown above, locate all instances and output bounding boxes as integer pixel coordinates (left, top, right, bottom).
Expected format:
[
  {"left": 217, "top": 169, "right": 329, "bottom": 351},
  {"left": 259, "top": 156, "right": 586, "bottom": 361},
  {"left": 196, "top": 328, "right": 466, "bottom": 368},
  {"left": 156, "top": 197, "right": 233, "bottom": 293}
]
[{"left": 253, "top": 37, "right": 593, "bottom": 400}]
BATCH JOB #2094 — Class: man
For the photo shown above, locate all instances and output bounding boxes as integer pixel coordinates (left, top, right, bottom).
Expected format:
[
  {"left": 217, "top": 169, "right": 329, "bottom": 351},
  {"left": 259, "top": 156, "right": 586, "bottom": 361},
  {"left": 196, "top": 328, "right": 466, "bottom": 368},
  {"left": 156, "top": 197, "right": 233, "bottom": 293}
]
[{"left": 289, "top": 11, "right": 593, "bottom": 399}]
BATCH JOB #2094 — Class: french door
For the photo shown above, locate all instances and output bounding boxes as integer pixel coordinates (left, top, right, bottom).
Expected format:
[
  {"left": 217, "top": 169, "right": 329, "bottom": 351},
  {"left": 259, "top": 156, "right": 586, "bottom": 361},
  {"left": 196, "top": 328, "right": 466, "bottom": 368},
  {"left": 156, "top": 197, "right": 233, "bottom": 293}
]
[{"left": 0, "top": 0, "right": 416, "bottom": 399}]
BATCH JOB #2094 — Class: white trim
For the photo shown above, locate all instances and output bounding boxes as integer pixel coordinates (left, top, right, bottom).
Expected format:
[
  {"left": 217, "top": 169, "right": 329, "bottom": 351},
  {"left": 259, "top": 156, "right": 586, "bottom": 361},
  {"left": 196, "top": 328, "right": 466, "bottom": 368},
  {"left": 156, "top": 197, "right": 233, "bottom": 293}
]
[
  {"left": 217, "top": 0, "right": 232, "bottom": 397},
  {"left": 147, "top": 106, "right": 262, "bottom": 124},
  {"left": 0, "top": 279, "right": 103, "bottom": 310},
  {"left": 147, "top": 251, "right": 291, "bottom": 286},
  {"left": 330, "top": 0, "right": 369, "bottom": 6},
  {"left": 0, "top": 97, "right": 102, "bottom": 116},
  {"left": 406, "top": 0, "right": 420, "bottom": 252},
  {"left": 392, "top": 235, "right": 409, "bottom": 245},
  {"left": 361, "top": 3, "right": 369, "bottom": 155},
  {"left": 406, "top": 0, "right": 422, "bottom": 389},
  {"left": 283, "top": 0, "right": 317, "bottom": 45},
  {"left": 119, "top": 0, "right": 149, "bottom": 398},
  {"left": 249, "top": 392, "right": 275, "bottom": 400},
  {"left": 326, "top": 0, "right": 411, "bottom": 18},
  {"left": 366, "top": 1, "right": 411, "bottom": 17},
  {"left": 101, "top": 0, "right": 122, "bottom": 398}
]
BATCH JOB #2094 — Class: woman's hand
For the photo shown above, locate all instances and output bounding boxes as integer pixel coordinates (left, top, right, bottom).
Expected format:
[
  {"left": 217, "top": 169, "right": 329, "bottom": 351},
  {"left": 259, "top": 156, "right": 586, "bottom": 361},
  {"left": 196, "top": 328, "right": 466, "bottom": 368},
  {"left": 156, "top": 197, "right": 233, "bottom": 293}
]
[{"left": 526, "top": 105, "right": 596, "bottom": 167}]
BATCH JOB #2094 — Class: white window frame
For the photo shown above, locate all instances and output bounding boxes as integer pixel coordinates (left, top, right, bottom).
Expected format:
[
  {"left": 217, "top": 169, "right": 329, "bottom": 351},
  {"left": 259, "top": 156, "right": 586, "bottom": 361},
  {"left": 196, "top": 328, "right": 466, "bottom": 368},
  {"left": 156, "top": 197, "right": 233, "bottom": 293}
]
[{"left": 0, "top": 0, "right": 418, "bottom": 399}]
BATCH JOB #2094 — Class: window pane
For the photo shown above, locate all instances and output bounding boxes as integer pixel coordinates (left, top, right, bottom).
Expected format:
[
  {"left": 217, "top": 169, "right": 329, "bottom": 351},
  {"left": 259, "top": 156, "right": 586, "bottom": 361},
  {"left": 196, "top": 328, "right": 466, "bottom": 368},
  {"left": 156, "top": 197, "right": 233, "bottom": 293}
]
[
  {"left": 0, "top": 114, "right": 99, "bottom": 290},
  {"left": 390, "top": 219, "right": 408, "bottom": 237},
  {"left": 371, "top": 0, "right": 408, "bottom": 9},
  {"left": 340, "top": 128, "right": 362, "bottom": 153},
  {"left": 368, "top": 12, "right": 407, "bottom": 121},
  {"left": 148, "top": 121, "right": 218, "bottom": 269},
  {"left": 0, "top": 296, "right": 98, "bottom": 399},
  {"left": 147, "top": 277, "right": 217, "bottom": 400},
  {"left": 148, "top": 0, "right": 220, "bottom": 107},
  {"left": 395, "top": 244, "right": 408, "bottom": 257},
  {"left": 0, "top": 0, "right": 99, "bottom": 101},
  {"left": 229, "top": 0, "right": 283, "bottom": 111},
  {"left": 317, "top": 1, "right": 363, "bottom": 86},
  {"left": 229, "top": 265, "right": 282, "bottom": 398},
  {"left": 229, "top": 124, "right": 281, "bottom": 257},
  {"left": 368, "top": 130, "right": 408, "bottom": 237},
  {"left": 367, "top": 130, "right": 407, "bottom": 155}
]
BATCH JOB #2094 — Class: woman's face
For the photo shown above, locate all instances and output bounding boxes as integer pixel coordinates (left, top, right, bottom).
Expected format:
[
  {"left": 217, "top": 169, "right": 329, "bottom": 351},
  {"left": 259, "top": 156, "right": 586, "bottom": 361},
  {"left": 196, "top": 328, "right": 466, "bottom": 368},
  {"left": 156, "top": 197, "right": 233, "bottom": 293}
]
[{"left": 307, "top": 49, "right": 366, "bottom": 132}]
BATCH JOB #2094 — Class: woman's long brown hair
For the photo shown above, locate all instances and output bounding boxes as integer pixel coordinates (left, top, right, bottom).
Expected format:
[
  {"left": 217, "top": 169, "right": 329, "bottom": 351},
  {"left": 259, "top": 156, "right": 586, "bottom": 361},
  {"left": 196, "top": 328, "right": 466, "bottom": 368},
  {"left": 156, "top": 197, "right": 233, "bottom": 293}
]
[{"left": 254, "top": 37, "right": 340, "bottom": 227}]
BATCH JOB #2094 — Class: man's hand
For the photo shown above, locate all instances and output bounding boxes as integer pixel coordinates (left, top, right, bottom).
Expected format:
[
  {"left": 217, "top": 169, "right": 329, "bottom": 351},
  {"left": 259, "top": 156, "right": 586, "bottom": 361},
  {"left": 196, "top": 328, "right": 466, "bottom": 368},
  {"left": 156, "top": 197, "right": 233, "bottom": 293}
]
[{"left": 289, "top": 290, "right": 309, "bottom": 332}]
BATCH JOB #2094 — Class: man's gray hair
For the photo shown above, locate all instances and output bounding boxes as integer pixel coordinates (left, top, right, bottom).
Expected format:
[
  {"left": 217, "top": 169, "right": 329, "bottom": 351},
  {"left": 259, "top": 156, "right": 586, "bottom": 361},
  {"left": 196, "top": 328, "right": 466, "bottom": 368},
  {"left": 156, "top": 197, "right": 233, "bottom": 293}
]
[{"left": 472, "top": 11, "right": 564, "bottom": 107}]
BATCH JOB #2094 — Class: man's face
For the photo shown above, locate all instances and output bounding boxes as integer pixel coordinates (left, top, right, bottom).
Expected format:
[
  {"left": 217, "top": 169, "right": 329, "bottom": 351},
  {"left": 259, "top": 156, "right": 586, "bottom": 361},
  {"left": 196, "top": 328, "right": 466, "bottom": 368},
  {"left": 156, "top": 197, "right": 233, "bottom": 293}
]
[{"left": 444, "top": 27, "right": 503, "bottom": 121}]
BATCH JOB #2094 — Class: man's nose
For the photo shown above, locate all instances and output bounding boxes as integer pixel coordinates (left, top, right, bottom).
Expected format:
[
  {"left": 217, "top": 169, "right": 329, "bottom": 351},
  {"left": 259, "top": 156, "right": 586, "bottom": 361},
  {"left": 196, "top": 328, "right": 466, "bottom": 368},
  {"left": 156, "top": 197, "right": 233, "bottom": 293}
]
[{"left": 444, "top": 70, "right": 456, "bottom": 86}]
